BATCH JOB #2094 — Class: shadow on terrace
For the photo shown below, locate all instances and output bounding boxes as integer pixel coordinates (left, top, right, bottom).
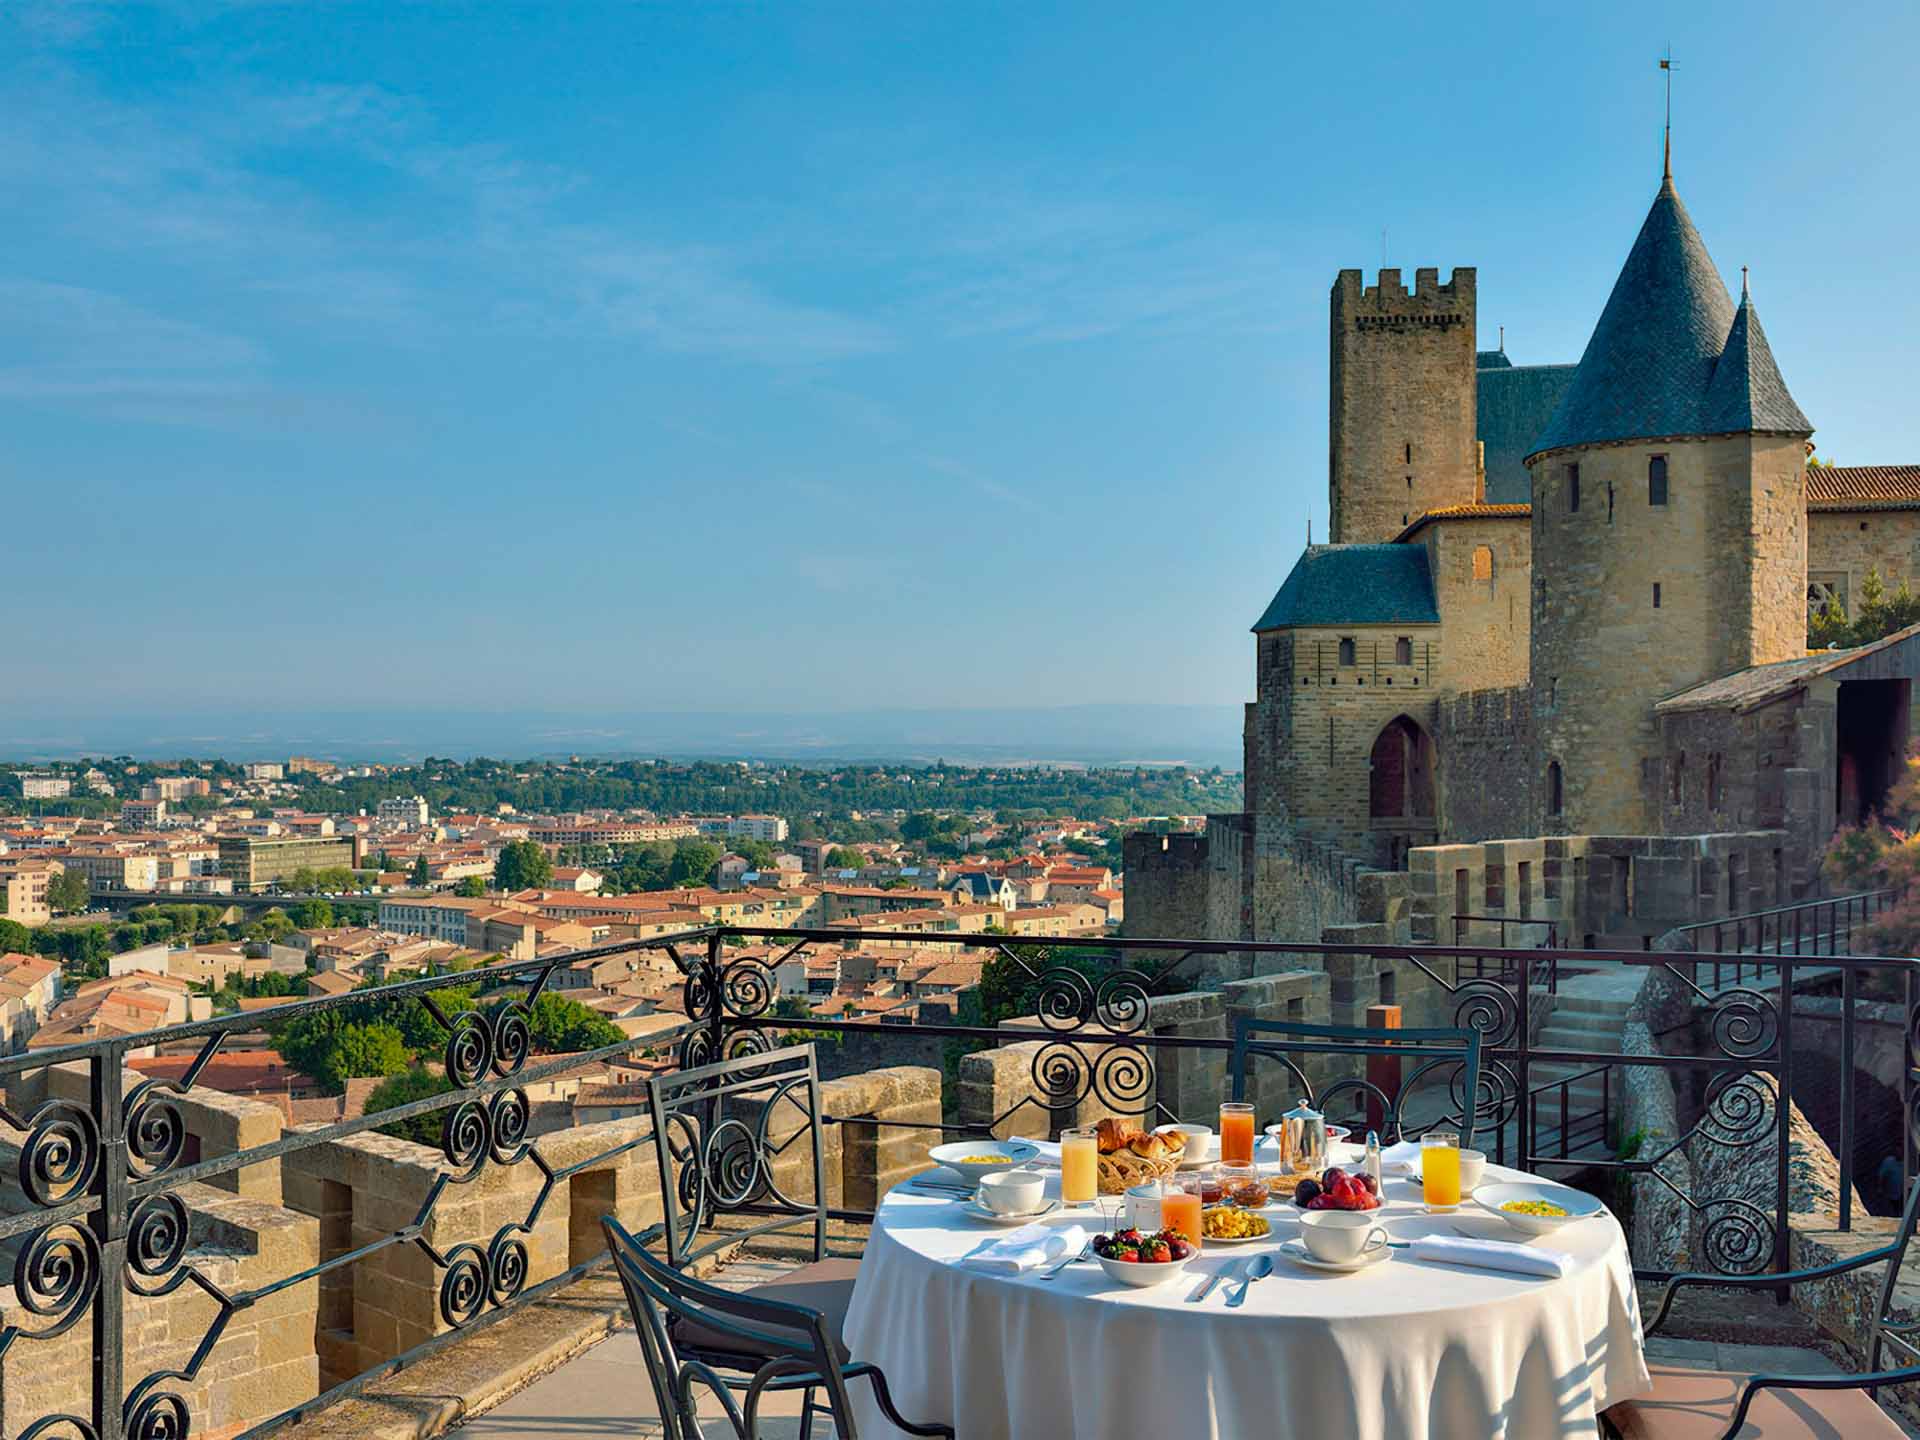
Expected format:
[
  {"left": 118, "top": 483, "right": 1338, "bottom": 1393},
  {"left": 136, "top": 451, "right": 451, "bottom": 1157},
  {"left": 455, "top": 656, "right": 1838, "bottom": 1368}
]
[{"left": 2, "top": 921, "right": 1917, "bottom": 1438}]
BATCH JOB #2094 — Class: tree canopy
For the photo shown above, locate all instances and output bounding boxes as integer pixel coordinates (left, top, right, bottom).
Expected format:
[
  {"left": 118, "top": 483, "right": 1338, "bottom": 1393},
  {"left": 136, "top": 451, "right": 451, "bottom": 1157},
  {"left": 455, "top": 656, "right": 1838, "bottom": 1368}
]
[{"left": 493, "top": 840, "right": 554, "bottom": 892}]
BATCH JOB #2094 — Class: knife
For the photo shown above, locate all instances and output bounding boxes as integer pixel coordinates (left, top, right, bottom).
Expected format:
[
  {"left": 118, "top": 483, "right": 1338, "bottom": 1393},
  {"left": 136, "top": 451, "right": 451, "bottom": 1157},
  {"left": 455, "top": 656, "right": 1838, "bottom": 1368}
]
[
  {"left": 1226, "top": 1253, "right": 1274, "bottom": 1307},
  {"left": 1188, "top": 1260, "right": 1239, "bottom": 1303}
]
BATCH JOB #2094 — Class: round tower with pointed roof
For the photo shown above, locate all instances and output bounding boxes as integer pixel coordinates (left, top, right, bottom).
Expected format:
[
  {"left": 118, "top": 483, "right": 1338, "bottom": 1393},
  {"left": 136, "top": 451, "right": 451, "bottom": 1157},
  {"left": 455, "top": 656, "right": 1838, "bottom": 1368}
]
[{"left": 1524, "top": 170, "right": 1812, "bottom": 835}]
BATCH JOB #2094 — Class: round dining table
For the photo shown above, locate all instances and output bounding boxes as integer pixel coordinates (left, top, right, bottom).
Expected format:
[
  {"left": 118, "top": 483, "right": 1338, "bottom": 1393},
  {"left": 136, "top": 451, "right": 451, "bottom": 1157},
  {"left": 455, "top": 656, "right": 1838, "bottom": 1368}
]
[{"left": 841, "top": 1154, "right": 1651, "bottom": 1440}]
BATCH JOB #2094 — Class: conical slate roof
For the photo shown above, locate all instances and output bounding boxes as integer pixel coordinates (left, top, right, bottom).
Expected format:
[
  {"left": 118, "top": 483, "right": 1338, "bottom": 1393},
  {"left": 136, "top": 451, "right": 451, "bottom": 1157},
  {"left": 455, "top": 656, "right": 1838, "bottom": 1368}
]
[
  {"left": 1701, "top": 284, "right": 1812, "bottom": 435},
  {"left": 1528, "top": 177, "right": 1738, "bottom": 460}
]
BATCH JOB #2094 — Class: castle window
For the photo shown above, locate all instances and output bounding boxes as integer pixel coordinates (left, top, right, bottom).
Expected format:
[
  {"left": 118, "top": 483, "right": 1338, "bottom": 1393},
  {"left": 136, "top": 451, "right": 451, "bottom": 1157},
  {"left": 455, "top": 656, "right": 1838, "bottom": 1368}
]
[
  {"left": 1547, "top": 676, "right": 1558, "bottom": 711},
  {"left": 1471, "top": 545, "right": 1494, "bottom": 583},
  {"left": 1649, "top": 454, "right": 1669, "bottom": 506},
  {"left": 1395, "top": 636, "right": 1413, "bottom": 665},
  {"left": 1406, "top": 442, "right": 1413, "bottom": 464},
  {"left": 1670, "top": 751, "right": 1685, "bottom": 806},
  {"left": 1653, "top": 583, "right": 1662, "bottom": 609},
  {"left": 1707, "top": 753, "right": 1723, "bottom": 811},
  {"left": 1547, "top": 761, "right": 1564, "bottom": 816},
  {"left": 1338, "top": 637, "right": 1356, "bottom": 666},
  {"left": 1568, "top": 463, "right": 1581, "bottom": 513}
]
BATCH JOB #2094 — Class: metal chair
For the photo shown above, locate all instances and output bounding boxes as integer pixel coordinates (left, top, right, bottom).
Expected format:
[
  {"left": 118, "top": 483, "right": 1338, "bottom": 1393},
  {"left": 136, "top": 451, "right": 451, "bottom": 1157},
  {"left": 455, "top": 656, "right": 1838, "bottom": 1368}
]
[
  {"left": 1602, "top": 1178, "right": 1920, "bottom": 1439},
  {"left": 631, "top": 1043, "right": 951, "bottom": 1439},
  {"left": 603, "top": 1216, "right": 951, "bottom": 1440},
  {"left": 1227, "top": 1016, "right": 1487, "bottom": 1152}
]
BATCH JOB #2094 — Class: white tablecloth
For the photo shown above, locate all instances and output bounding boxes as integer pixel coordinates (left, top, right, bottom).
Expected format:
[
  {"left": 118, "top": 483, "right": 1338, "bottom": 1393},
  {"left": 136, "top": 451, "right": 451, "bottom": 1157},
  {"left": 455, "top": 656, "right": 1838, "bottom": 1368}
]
[{"left": 841, "top": 1157, "right": 1649, "bottom": 1440}]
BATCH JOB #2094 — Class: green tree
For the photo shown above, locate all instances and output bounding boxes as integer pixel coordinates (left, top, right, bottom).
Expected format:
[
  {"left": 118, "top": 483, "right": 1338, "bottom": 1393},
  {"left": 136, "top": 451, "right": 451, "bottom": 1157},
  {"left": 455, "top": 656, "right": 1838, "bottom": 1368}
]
[
  {"left": 666, "top": 841, "right": 722, "bottom": 888},
  {"left": 286, "top": 867, "right": 318, "bottom": 892},
  {"left": 319, "top": 1022, "right": 411, "bottom": 1091},
  {"left": 410, "top": 856, "right": 430, "bottom": 886},
  {"left": 367, "top": 1068, "right": 456, "bottom": 1145},
  {"left": 290, "top": 899, "right": 335, "bottom": 930},
  {"left": 454, "top": 876, "right": 487, "bottom": 898},
  {"left": 493, "top": 840, "right": 554, "bottom": 892},
  {"left": 824, "top": 847, "right": 864, "bottom": 871},
  {"left": 0, "top": 918, "right": 33, "bottom": 954},
  {"left": 772, "top": 994, "right": 812, "bottom": 1020},
  {"left": 729, "top": 838, "right": 777, "bottom": 871},
  {"left": 494, "top": 992, "right": 624, "bottom": 1053},
  {"left": 47, "top": 870, "right": 90, "bottom": 915}
]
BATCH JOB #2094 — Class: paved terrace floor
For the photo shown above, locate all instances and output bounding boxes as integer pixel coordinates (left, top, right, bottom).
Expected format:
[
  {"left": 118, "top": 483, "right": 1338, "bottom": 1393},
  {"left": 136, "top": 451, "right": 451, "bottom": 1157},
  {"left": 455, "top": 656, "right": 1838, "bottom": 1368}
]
[{"left": 448, "top": 1253, "right": 1920, "bottom": 1439}]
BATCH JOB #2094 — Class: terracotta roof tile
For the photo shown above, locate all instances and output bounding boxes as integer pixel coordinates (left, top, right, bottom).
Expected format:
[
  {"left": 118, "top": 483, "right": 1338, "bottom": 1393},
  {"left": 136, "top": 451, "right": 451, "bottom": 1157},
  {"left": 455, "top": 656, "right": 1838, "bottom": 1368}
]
[{"left": 1807, "top": 465, "right": 1920, "bottom": 510}]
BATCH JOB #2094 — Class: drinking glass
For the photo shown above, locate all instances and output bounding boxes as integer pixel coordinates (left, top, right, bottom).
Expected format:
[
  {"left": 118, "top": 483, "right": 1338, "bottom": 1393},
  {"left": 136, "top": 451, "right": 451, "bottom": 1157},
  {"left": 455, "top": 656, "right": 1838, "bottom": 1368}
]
[
  {"left": 1159, "top": 1173, "right": 1205, "bottom": 1249},
  {"left": 1219, "top": 1101, "right": 1256, "bottom": 1167},
  {"left": 1060, "top": 1126, "right": 1099, "bottom": 1207},
  {"left": 1421, "top": 1131, "right": 1462, "bottom": 1212}
]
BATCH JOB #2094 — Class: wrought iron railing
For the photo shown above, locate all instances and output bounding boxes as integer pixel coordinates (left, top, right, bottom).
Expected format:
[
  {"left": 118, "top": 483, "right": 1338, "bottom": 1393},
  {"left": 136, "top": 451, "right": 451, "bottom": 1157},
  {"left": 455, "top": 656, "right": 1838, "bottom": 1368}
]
[
  {"left": 1, "top": 924, "right": 1912, "bottom": 1438},
  {"left": 1675, "top": 888, "right": 1897, "bottom": 984}
]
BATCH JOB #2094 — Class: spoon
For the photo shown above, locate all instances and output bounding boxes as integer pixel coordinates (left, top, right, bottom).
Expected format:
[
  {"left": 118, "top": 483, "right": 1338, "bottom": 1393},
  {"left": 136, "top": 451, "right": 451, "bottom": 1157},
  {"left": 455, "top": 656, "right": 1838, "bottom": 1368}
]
[{"left": 1226, "top": 1252, "right": 1273, "bottom": 1307}]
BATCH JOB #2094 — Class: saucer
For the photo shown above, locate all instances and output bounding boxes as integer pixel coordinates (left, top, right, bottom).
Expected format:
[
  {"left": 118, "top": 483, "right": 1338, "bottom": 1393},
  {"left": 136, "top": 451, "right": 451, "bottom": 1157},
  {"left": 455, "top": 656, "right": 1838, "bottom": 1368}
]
[
  {"left": 962, "top": 1197, "right": 1062, "bottom": 1225},
  {"left": 1277, "top": 1238, "right": 1392, "bottom": 1273}
]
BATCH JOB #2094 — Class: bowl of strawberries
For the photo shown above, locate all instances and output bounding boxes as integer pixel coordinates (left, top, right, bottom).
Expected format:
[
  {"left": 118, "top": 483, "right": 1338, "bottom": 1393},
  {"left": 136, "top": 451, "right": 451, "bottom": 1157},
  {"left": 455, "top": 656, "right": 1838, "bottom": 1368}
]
[
  {"left": 1292, "top": 1166, "right": 1381, "bottom": 1213},
  {"left": 1092, "top": 1227, "right": 1197, "bottom": 1287}
]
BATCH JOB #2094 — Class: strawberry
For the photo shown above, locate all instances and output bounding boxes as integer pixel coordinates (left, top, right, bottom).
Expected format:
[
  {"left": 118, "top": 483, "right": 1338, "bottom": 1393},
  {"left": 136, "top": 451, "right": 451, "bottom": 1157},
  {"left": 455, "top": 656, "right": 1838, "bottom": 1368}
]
[{"left": 1147, "top": 1240, "right": 1173, "bottom": 1263}]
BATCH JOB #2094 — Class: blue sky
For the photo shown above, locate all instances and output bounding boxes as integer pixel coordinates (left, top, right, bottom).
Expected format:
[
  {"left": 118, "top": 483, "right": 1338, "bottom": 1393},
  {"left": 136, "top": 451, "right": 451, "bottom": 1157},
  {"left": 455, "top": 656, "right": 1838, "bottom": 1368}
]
[{"left": 6, "top": 1, "right": 1918, "bottom": 720}]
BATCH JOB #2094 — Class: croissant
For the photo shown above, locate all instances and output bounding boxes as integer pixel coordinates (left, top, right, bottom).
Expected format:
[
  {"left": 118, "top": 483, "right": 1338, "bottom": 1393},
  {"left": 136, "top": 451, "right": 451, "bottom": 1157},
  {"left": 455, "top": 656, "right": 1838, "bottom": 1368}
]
[
  {"left": 1095, "top": 1117, "right": 1144, "bottom": 1154},
  {"left": 1125, "top": 1132, "right": 1171, "bottom": 1162}
]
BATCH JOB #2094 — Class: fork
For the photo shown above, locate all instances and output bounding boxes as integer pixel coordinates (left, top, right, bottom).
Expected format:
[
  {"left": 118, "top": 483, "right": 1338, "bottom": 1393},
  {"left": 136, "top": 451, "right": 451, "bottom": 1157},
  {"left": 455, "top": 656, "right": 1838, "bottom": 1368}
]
[{"left": 1039, "top": 1243, "right": 1091, "bottom": 1281}]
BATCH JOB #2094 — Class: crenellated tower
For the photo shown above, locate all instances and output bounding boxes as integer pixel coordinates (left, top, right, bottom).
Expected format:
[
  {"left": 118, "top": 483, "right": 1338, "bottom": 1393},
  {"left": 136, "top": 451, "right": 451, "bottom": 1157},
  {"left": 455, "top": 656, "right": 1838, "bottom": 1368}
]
[{"left": 1328, "top": 266, "right": 1479, "bottom": 543}]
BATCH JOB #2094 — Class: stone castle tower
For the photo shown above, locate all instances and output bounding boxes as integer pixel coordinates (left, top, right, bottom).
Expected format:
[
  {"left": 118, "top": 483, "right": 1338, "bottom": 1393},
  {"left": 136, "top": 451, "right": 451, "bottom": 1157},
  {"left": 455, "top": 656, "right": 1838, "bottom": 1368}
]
[
  {"left": 1525, "top": 173, "right": 1812, "bottom": 834},
  {"left": 1328, "top": 267, "right": 1479, "bottom": 542}
]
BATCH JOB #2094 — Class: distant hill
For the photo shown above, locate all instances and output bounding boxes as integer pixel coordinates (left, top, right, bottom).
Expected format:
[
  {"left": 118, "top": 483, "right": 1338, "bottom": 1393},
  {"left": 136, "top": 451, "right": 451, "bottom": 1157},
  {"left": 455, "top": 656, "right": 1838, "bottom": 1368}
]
[{"left": 0, "top": 704, "right": 1243, "bottom": 769}]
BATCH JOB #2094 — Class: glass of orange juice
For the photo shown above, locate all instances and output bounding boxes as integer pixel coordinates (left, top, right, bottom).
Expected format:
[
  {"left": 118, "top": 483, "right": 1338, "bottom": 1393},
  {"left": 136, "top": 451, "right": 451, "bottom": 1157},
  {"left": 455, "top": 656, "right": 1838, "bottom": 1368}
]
[
  {"left": 1219, "top": 1101, "right": 1256, "bottom": 1167},
  {"left": 1421, "top": 1131, "right": 1462, "bottom": 1212},
  {"left": 1061, "top": 1126, "right": 1099, "bottom": 1207},
  {"left": 1159, "top": 1173, "right": 1204, "bottom": 1249}
]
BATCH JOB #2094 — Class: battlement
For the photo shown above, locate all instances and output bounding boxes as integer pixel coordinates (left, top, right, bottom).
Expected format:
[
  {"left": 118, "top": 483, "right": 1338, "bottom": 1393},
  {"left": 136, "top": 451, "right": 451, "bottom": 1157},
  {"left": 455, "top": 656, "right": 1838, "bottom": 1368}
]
[
  {"left": 1434, "top": 684, "right": 1533, "bottom": 740},
  {"left": 1333, "top": 266, "right": 1475, "bottom": 316}
]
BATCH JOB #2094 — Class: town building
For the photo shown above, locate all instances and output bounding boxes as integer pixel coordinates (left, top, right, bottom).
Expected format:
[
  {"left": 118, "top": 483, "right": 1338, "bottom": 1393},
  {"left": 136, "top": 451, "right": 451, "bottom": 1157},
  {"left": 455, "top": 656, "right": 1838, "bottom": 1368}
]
[
  {"left": 217, "top": 834, "right": 358, "bottom": 891},
  {"left": 0, "top": 856, "right": 62, "bottom": 927},
  {"left": 377, "top": 795, "right": 430, "bottom": 828},
  {"left": 14, "top": 774, "right": 71, "bottom": 800}
]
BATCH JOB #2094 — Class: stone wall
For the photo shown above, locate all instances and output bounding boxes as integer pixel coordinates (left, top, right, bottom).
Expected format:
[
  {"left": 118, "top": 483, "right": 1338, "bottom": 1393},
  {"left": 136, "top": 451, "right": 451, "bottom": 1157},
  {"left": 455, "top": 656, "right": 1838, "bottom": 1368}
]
[
  {"left": 1434, "top": 685, "right": 1535, "bottom": 841},
  {"left": 1121, "top": 829, "right": 1213, "bottom": 939},
  {"left": 1530, "top": 433, "right": 1808, "bottom": 835},
  {"left": 0, "top": 1182, "right": 318, "bottom": 1440},
  {"left": 1809, "top": 506, "right": 1920, "bottom": 615},
  {"left": 1328, "top": 266, "right": 1478, "bottom": 545},
  {"left": 1419, "top": 514, "right": 1531, "bottom": 692}
]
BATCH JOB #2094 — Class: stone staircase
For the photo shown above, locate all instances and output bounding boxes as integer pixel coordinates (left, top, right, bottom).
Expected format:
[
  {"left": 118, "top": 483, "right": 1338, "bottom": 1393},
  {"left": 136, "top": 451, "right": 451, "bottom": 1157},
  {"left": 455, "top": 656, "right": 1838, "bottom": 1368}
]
[{"left": 1519, "top": 968, "right": 1646, "bottom": 1161}]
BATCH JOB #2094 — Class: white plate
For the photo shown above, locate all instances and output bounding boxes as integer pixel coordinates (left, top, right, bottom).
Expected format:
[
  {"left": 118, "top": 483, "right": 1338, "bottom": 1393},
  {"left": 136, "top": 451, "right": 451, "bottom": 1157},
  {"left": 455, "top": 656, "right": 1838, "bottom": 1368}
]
[
  {"left": 1473, "top": 1180, "right": 1605, "bottom": 1236},
  {"left": 1277, "top": 1238, "right": 1392, "bottom": 1273},
  {"left": 961, "top": 1197, "right": 1062, "bottom": 1225}
]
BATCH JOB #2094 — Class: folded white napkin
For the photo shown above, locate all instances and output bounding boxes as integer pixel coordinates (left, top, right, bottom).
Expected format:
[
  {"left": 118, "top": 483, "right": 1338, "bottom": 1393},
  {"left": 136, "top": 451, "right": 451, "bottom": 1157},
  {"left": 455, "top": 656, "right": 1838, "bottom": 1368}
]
[
  {"left": 960, "top": 1223, "right": 1089, "bottom": 1276},
  {"left": 1409, "top": 1235, "right": 1572, "bottom": 1279},
  {"left": 1379, "top": 1140, "right": 1425, "bottom": 1176}
]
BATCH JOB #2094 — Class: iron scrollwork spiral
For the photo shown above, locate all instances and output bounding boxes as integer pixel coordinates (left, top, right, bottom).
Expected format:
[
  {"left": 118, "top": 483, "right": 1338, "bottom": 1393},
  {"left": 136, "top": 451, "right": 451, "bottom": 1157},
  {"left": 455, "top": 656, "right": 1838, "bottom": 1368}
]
[
  {"left": 682, "top": 962, "right": 721, "bottom": 1026},
  {"left": 126, "top": 1193, "right": 191, "bottom": 1293},
  {"left": 439, "top": 1244, "right": 489, "bottom": 1327},
  {"left": 721, "top": 958, "right": 776, "bottom": 1019},
  {"left": 1451, "top": 980, "right": 1518, "bottom": 1051},
  {"left": 445, "top": 1010, "right": 495, "bottom": 1088},
  {"left": 487, "top": 1089, "right": 532, "bottom": 1165},
  {"left": 19, "top": 1418, "right": 100, "bottom": 1440},
  {"left": 703, "top": 1117, "right": 765, "bottom": 1208},
  {"left": 1699, "top": 1072, "right": 1776, "bottom": 1149},
  {"left": 12, "top": 1222, "right": 99, "bottom": 1339},
  {"left": 1092, "top": 1043, "right": 1156, "bottom": 1114},
  {"left": 17, "top": 1101, "right": 100, "bottom": 1207},
  {"left": 1707, "top": 988, "right": 1779, "bottom": 1060},
  {"left": 1030, "top": 1041, "right": 1093, "bottom": 1110},
  {"left": 490, "top": 1002, "right": 532, "bottom": 1077},
  {"left": 123, "top": 1081, "right": 186, "bottom": 1180},
  {"left": 1035, "top": 968, "right": 1095, "bottom": 1032},
  {"left": 124, "top": 1391, "right": 191, "bottom": 1440},
  {"left": 487, "top": 1227, "right": 530, "bottom": 1306},
  {"left": 443, "top": 1100, "right": 491, "bottom": 1180},
  {"left": 1092, "top": 971, "right": 1152, "bottom": 1036},
  {"left": 1699, "top": 1197, "right": 1776, "bottom": 1275}
]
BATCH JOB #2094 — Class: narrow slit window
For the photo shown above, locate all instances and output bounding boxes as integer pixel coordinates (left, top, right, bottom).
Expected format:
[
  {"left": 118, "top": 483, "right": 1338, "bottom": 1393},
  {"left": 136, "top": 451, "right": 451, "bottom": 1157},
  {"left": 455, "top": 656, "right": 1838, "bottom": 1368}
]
[
  {"left": 1338, "top": 637, "right": 1356, "bottom": 666},
  {"left": 1653, "top": 582, "right": 1662, "bottom": 609},
  {"left": 1649, "top": 454, "right": 1669, "bottom": 506},
  {"left": 1547, "top": 761, "right": 1564, "bottom": 816},
  {"left": 1395, "top": 636, "right": 1413, "bottom": 665},
  {"left": 1568, "top": 463, "right": 1581, "bottom": 513}
]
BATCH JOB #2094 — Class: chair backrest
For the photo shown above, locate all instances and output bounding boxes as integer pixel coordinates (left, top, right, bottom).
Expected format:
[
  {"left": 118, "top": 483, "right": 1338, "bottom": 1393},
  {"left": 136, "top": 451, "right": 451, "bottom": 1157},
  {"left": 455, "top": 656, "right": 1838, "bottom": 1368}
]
[
  {"left": 648, "top": 1042, "right": 831, "bottom": 1270},
  {"left": 1228, "top": 1016, "right": 1486, "bottom": 1151},
  {"left": 602, "top": 1215, "right": 856, "bottom": 1440},
  {"left": 1869, "top": 1175, "right": 1920, "bottom": 1370}
]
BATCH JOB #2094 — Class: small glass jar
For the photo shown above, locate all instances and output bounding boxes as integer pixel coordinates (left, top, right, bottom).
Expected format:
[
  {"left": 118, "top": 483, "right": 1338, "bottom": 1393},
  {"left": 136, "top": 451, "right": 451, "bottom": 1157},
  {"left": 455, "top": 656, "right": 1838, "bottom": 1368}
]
[{"left": 1218, "top": 1162, "right": 1270, "bottom": 1209}]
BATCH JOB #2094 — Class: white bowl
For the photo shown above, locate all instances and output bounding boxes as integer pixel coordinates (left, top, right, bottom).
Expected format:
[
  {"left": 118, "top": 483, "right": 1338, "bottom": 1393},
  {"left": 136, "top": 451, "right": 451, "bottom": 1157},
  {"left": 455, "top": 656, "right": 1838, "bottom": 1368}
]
[
  {"left": 976, "top": 1168, "right": 1047, "bottom": 1216},
  {"left": 927, "top": 1140, "right": 1039, "bottom": 1186},
  {"left": 1096, "top": 1252, "right": 1194, "bottom": 1288},
  {"left": 1473, "top": 1180, "right": 1606, "bottom": 1236},
  {"left": 1156, "top": 1122, "right": 1216, "bottom": 1165}
]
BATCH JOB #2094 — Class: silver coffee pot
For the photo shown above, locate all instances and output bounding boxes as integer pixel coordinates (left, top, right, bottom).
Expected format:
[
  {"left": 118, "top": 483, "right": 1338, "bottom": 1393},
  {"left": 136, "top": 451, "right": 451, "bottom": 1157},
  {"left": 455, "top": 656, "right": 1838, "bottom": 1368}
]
[{"left": 1278, "top": 1098, "right": 1327, "bottom": 1175}]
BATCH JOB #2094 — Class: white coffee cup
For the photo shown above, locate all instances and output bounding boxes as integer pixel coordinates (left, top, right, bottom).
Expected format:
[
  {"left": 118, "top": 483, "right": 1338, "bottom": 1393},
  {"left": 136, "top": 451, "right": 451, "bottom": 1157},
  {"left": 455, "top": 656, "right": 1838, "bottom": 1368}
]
[
  {"left": 1161, "top": 1123, "right": 1215, "bottom": 1165},
  {"left": 1123, "top": 1182, "right": 1163, "bottom": 1232},
  {"left": 1459, "top": 1150, "right": 1487, "bottom": 1195},
  {"left": 977, "top": 1169, "right": 1045, "bottom": 1216},
  {"left": 1299, "top": 1210, "right": 1390, "bottom": 1263}
]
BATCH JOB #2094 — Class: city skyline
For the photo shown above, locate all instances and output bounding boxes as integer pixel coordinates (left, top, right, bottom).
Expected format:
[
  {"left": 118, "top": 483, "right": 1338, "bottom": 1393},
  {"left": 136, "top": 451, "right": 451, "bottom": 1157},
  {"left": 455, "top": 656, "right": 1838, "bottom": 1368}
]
[{"left": 7, "top": 1, "right": 1918, "bottom": 721}]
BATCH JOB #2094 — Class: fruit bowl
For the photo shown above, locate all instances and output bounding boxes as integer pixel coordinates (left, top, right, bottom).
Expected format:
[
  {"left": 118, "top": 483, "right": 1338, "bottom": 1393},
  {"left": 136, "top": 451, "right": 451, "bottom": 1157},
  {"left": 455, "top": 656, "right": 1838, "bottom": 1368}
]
[
  {"left": 1473, "top": 1180, "right": 1605, "bottom": 1236},
  {"left": 1292, "top": 1166, "right": 1382, "bottom": 1212},
  {"left": 1096, "top": 1252, "right": 1194, "bottom": 1288}
]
